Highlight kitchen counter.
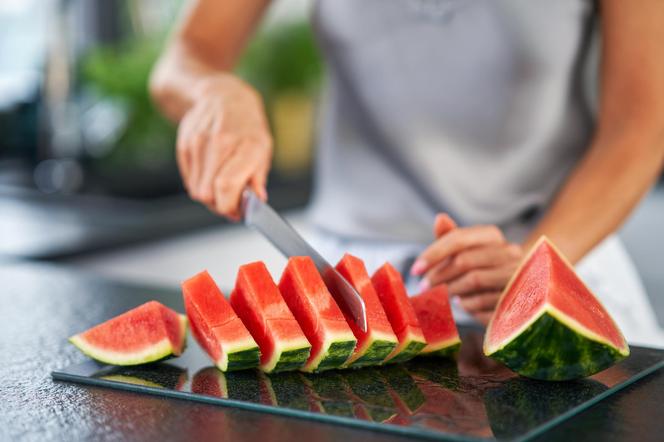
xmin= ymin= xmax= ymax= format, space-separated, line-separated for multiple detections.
xmin=1 ymin=260 xmax=662 ymax=441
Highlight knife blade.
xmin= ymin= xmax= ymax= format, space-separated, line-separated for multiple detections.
xmin=241 ymin=189 xmax=368 ymax=332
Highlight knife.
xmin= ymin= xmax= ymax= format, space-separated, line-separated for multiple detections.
xmin=241 ymin=188 xmax=368 ymax=332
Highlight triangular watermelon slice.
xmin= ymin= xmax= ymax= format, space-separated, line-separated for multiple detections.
xmin=371 ymin=263 xmax=427 ymax=363
xmin=410 ymin=285 xmax=461 ymax=357
xmin=231 ymin=262 xmax=312 ymax=373
xmin=182 ymin=270 xmax=260 ymax=372
xmin=69 ymin=301 xmax=187 ymax=366
xmin=335 ymin=254 xmax=398 ymax=368
xmin=278 ymin=256 xmax=357 ymax=372
xmin=484 ymin=236 xmax=629 ymax=380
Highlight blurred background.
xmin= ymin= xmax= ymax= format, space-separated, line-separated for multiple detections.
xmin=0 ymin=0 xmax=662 ymax=325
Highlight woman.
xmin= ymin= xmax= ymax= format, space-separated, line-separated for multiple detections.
xmin=151 ymin=0 xmax=664 ymax=346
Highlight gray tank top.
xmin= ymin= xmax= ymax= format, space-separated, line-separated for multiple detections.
xmin=308 ymin=0 xmax=598 ymax=244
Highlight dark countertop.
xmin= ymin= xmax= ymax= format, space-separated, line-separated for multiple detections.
xmin=1 ymin=260 xmax=662 ymax=441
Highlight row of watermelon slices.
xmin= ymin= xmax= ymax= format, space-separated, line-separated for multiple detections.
xmin=70 ymin=237 xmax=631 ymax=380
xmin=71 ymin=253 xmax=461 ymax=374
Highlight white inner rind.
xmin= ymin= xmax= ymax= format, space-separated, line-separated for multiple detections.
xmin=177 ymin=314 xmax=188 ymax=354
xmin=484 ymin=303 xmax=629 ymax=356
xmin=70 ymin=335 xmax=174 ymax=366
xmin=422 ymin=335 xmax=461 ymax=353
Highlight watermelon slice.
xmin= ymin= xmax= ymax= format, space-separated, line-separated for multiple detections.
xmin=182 ymin=271 xmax=260 ymax=372
xmin=278 ymin=256 xmax=357 ymax=372
xmin=69 ymin=301 xmax=187 ymax=366
xmin=484 ymin=236 xmax=629 ymax=381
xmin=335 ymin=254 xmax=398 ymax=368
xmin=371 ymin=263 xmax=427 ymax=363
xmin=231 ymin=262 xmax=311 ymax=373
xmin=410 ymin=285 xmax=461 ymax=357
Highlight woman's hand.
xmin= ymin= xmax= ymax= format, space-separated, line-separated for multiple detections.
xmin=411 ymin=214 xmax=523 ymax=325
xmin=177 ymin=75 xmax=272 ymax=220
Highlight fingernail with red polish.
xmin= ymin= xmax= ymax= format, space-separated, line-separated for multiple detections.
xmin=410 ymin=259 xmax=427 ymax=276
xmin=418 ymin=278 xmax=430 ymax=293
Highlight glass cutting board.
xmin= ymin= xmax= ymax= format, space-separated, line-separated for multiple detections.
xmin=52 ymin=327 xmax=664 ymax=441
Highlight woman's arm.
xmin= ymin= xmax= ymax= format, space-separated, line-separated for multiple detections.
xmin=413 ymin=0 xmax=664 ymax=324
xmin=150 ymin=0 xmax=269 ymax=120
xmin=150 ymin=0 xmax=273 ymax=218
xmin=524 ymin=0 xmax=664 ymax=262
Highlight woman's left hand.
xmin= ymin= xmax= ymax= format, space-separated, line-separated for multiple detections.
xmin=411 ymin=216 xmax=523 ymax=325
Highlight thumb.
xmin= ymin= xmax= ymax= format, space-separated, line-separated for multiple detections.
xmin=434 ymin=213 xmax=457 ymax=237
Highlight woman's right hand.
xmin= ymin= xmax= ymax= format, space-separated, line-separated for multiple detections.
xmin=177 ymin=75 xmax=272 ymax=220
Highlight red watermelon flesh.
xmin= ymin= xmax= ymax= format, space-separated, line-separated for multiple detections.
xmin=372 ymin=263 xmax=427 ymax=363
xmin=335 ymin=254 xmax=398 ymax=367
xmin=484 ymin=237 xmax=628 ymax=380
xmin=231 ymin=262 xmax=311 ymax=373
xmin=182 ymin=270 xmax=260 ymax=372
xmin=69 ymin=301 xmax=187 ymax=366
xmin=278 ymin=256 xmax=357 ymax=372
xmin=411 ymin=285 xmax=461 ymax=356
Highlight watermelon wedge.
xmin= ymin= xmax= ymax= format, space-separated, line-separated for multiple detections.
xmin=410 ymin=286 xmax=461 ymax=357
xmin=335 ymin=254 xmax=398 ymax=368
xmin=371 ymin=263 xmax=427 ymax=363
xmin=231 ymin=262 xmax=311 ymax=373
xmin=484 ymin=236 xmax=629 ymax=381
xmin=69 ymin=301 xmax=187 ymax=366
xmin=182 ymin=271 xmax=260 ymax=372
xmin=278 ymin=256 xmax=357 ymax=372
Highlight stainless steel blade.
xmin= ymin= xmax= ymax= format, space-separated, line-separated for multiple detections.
xmin=241 ymin=189 xmax=368 ymax=332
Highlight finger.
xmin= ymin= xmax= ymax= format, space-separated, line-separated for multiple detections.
xmin=411 ymin=225 xmax=505 ymax=275
xmin=187 ymin=133 xmax=209 ymax=200
xmin=196 ymin=136 xmax=238 ymax=205
xmin=248 ymin=137 xmax=272 ymax=201
xmin=213 ymin=142 xmax=263 ymax=219
xmin=434 ymin=213 xmax=457 ymax=237
xmin=458 ymin=291 xmax=501 ymax=313
xmin=249 ymin=161 xmax=269 ymax=202
xmin=447 ymin=267 xmax=512 ymax=296
xmin=425 ymin=244 xmax=522 ymax=286
xmin=176 ymin=120 xmax=195 ymax=188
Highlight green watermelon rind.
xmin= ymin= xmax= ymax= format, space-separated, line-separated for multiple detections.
xmin=69 ymin=314 xmax=189 ymax=366
xmin=344 ymin=337 xmax=398 ymax=369
xmin=383 ymin=338 xmax=427 ymax=365
xmin=225 ymin=346 xmax=262 ymax=372
xmin=271 ymin=346 xmax=312 ymax=373
xmin=303 ymin=337 xmax=358 ymax=373
xmin=261 ymin=338 xmax=312 ymax=373
xmin=487 ymin=310 xmax=628 ymax=381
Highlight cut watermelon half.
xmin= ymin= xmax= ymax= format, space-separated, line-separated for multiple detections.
xmin=372 ymin=263 xmax=427 ymax=363
xmin=278 ymin=256 xmax=357 ymax=372
xmin=231 ymin=262 xmax=311 ymax=373
xmin=410 ymin=285 xmax=461 ymax=357
xmin=69 ymin=301 xmax=187 ymax=366
xmin=335 ymin=254 xmax=398 ymax=368
xmin=484 ymin=236 xmax=629 ymax=381
xmin=182 ymin=271 xmax=260 ymax=372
